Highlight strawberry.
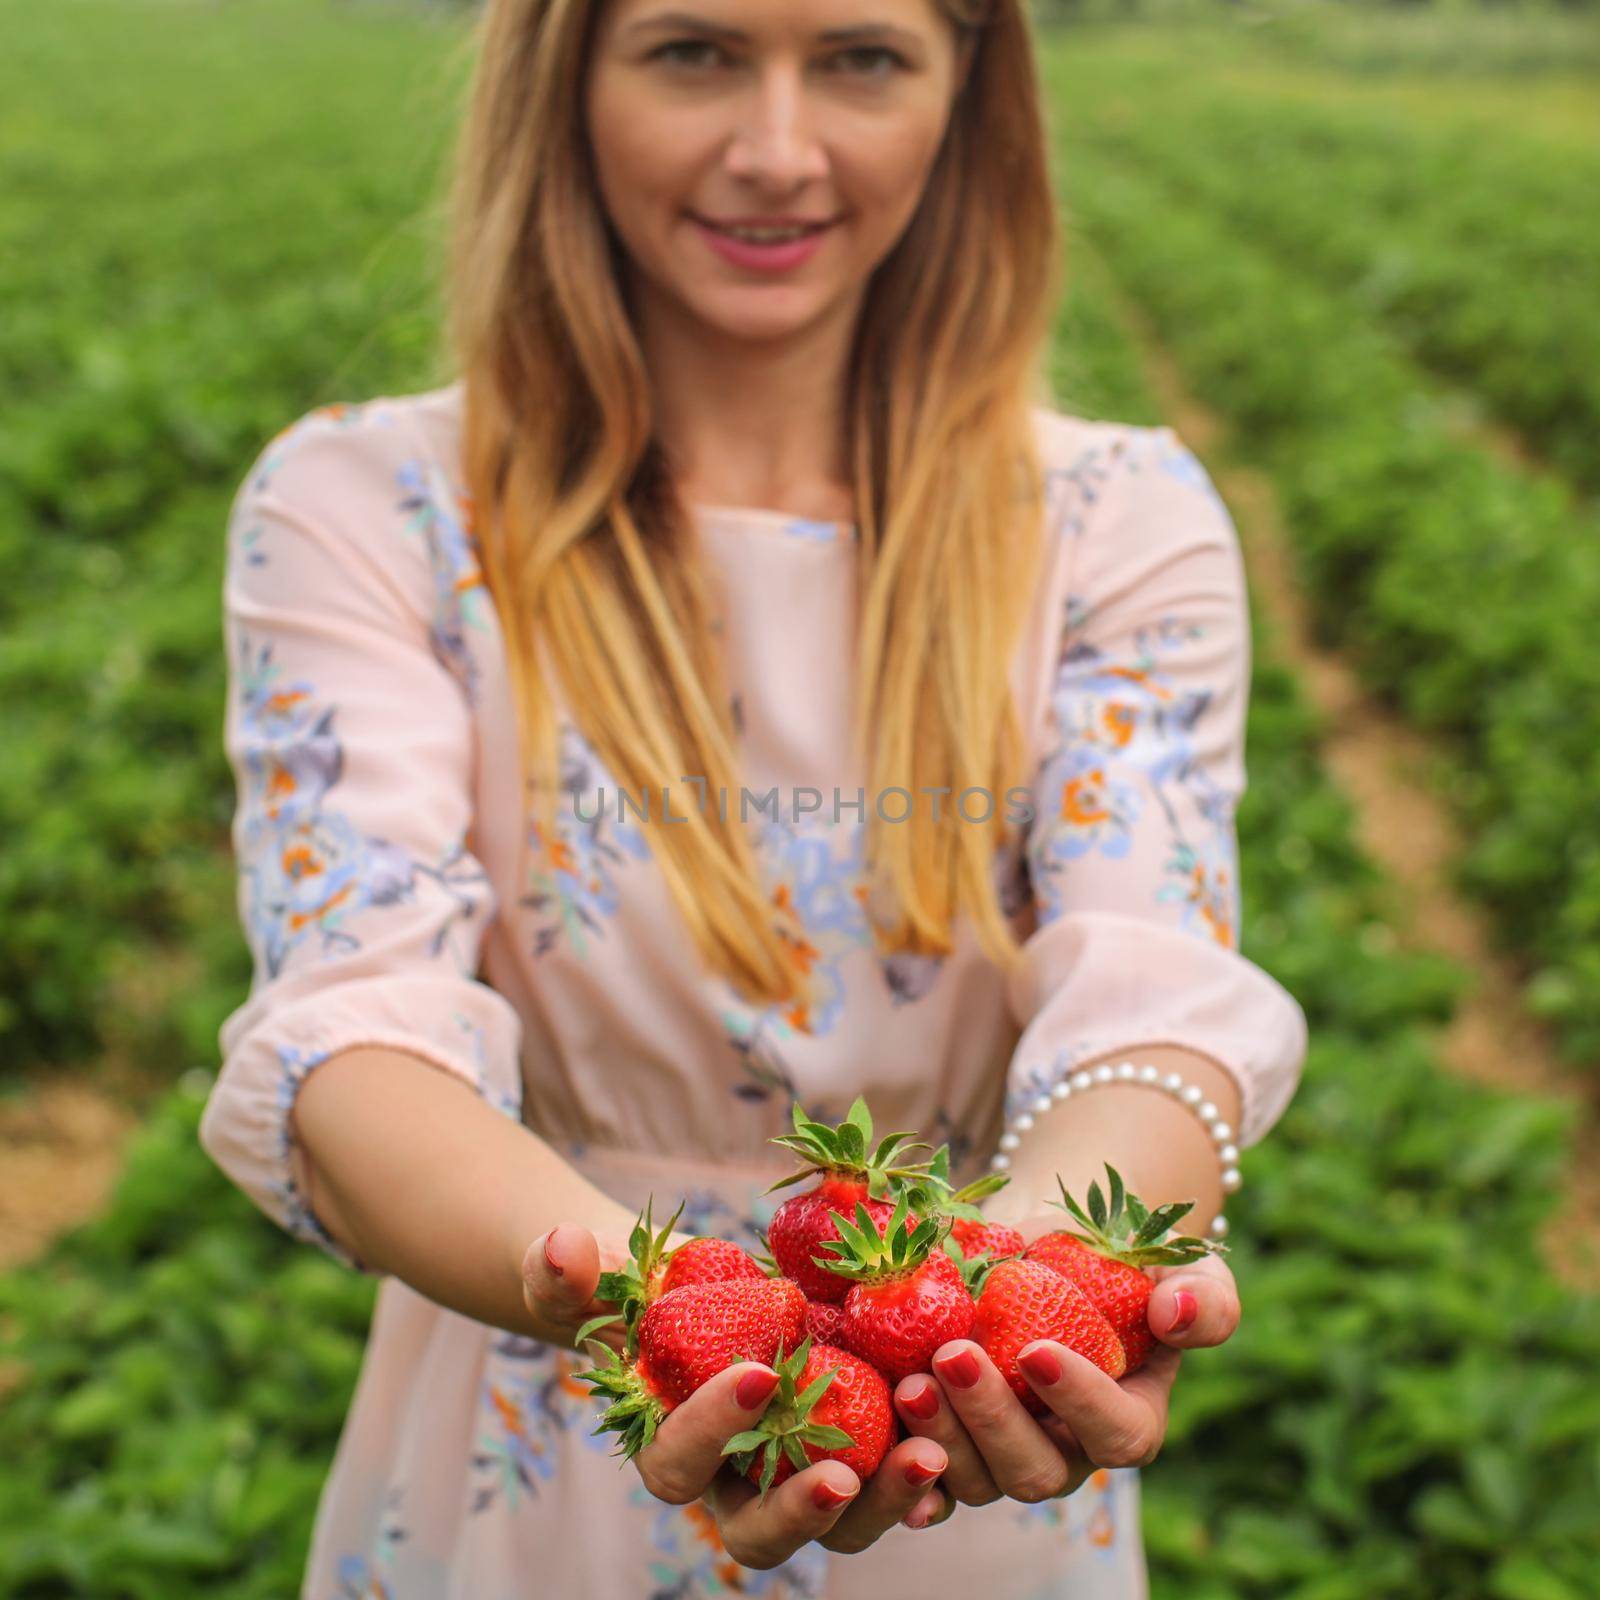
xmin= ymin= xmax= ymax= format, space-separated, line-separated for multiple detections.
xmin=765 ymin=1097 xmax=935 ymax=1303
xmin=580 ymin=1197 xmax=771 ymax=1346
xmin=949 ymin=1216 xmax=1025 ymax=1261
xmin=818 ymin=1193 xmax=977 ymax=1385
xmin=1025 ymin=1165 xmax=1226 ymax=1373
xmin=656 ymin=1237 xmax=769 ymax=1298
xmin=804 ymin=1298 xmax=848 ymax=1348
xmin=971 ymin=1257 xmax=1127 ymax=1414
xmin=576 ymin=1275 xmax=807 ymax=1457
xmin=722 ymin=1335 xmax=896 ymax=1499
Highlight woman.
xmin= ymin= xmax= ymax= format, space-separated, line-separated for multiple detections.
xmin=199 ymin=0 xmax=1309 ymax=1594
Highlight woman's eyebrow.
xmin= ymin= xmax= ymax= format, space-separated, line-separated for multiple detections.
xmin=623 ymin=11 xmax=922 ymax=49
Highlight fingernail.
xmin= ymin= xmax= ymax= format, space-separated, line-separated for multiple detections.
xmin=903 ymin=1458 xmax=942 ymax=1488
xmin=901 ymin=1380 xmax=940 ymax=1421
xmin=934 ymin=1349 xmax=981 ymax=1390
xmin=1168 ymin=1289 xmax=1198 ymax=1335
xmin=735 ymin=1367 xmax=779 ymax=1411
xmin=812 ymin=1481 xmax=857 ymax=1512
xmin=1019 ymin=1345 xmax=1061 ymax=1387
xmin=906 ymin=1507 xmax=932 ymax=1529
xmin=543 ymin=1229 xmax=565 ymax=1277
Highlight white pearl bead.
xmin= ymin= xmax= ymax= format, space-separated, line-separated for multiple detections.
xmin=1212 ymin=1122 xmax=1233 ymax=1145
xmin=1181 ymin=1085 xmax=1203 ymax=1106
xmin=1209 ymin=1214 xmax=1229 ymax=1239
xmin=1070 ymin=1071 xmax=1092 ymax=1092
xmin=1138 ymin=1065 xmax=1161 ymax=1084
xmin=1198 ymin=1101 xmax=1218 ymax=1122
xmin=1093 ymin=1064 xmax=1115 ymax=1085
xmin=999 ymin=1132 xmax=1021 ymax=1152
xmin=1219 ymin=1144 xmax=1239 ymax=1165
xmin=1013 ymin=1114 xmax=1034 ymax=1132
xmin=1114 ymin=1061 xmax=1137 ymax=1081
xmin=1221 ymin=1167 xmax=1241 ymax=1194
xmin=1161 ymin=1072 xmax=1184 ymax=1094
xmin=990 ymin=1153 xmax=1011 ymax=1172
xmin=1032 ymin=1095 xmax=1053 ymax=1116
xmin=1052 ymin=1080 xmax=1073 ymax=1101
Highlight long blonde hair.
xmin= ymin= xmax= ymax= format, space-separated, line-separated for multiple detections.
xmin=438 ymin=0 xmax=1061 ymax=1011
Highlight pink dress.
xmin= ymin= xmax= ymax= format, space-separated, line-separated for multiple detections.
xmin=199 ymin=380 xmax=1308 ymax=1600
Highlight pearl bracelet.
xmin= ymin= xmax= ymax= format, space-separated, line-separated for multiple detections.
xmin=990 ymin=1058 xmax=1240 ymax=1241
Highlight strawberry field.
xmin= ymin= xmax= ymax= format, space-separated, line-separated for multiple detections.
xmin=4 ymin=1 xmax=1600 ymax=1596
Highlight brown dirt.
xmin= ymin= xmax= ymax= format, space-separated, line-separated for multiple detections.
xmin=1103 ymin=278 xmax=1600 ymax=1292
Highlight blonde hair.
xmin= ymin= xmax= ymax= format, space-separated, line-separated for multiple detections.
xmin=438 ymin=0 xmax=1061 ymax=1011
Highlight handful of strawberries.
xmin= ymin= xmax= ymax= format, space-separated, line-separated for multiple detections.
xmin=575 ymin=1097 xmax=1226 ymax=1497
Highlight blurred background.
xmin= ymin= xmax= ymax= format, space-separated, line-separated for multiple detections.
xmin=2 ymin=0 xmax=1598 ymax=1594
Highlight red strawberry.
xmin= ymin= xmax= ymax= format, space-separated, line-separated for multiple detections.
xmin=972 ymin=1258 xmax=1126 ymax=1414
xmin=576 ymin=1275 xmax=807 ymax=1456
xmin=1025 ymin=1165 xmax=1226 ymax=1373
xmin=583 ymin=1198 xmax=771 ymax=1346
xmin=804 ymin=1298 xmax=847 ymax=1347
xmin=656 ymin=1237 xmax=769 ymax=1298
xmin=950 ymin=1216 xmax=1025 ymax=1260
xmin=821 ymin=1194 xmax=977 ymax=1385
xmin=765 ymin=1097 xmax=935 ymax=1303
xmin=723 ymin=1335 xmax=896 ymax=1499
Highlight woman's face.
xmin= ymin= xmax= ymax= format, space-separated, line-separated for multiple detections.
xmin=585 ymin=0 xmax=970 ymax=344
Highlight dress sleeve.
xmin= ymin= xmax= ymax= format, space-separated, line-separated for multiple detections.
xmin=1003 ymin=423 xmax=1308 ymax=1150
xmin=198 ymin=403 xmax=525 ymax=1272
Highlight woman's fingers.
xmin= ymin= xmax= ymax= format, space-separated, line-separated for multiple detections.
xmin=892 ymin=1374 xmax=1002 ymax=1506
xmin=1146 ymin=1254 xmax=1241 ymax=1350
xmin=631 ymin=1361 xmax=782 ymax=1505
xmin=817 ymin=1437 xmax=949 ymax=1553
xmin=1017 ymin=1338 xmax=1180 ymax=1469
xmin=706 ymin=1461 xmax=863 ymax=1570
xmin=521 ymin=1225 xmax=623 ymax=1352
xmin=924 ymin=1343 xmax=1076 ymax=1504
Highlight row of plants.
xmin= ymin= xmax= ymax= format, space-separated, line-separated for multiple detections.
xmin=1044 ymin=44 xmax=1600 ymax=493
xmin=0 ymin=0 xmax=467 ymax=1077
xmin=1042 ymin=52 xmax=1600 ymax=1069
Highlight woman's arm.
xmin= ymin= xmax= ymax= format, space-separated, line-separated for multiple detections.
xmin=982 ymin=1041 xmax=1243 ymax=1244
xmin=292 ymin=1044 xmax=639 ymax=1337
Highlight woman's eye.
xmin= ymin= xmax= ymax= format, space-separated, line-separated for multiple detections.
xmin=651 ymin=39 xmax=725 ymax=70
xmin=831 ymin=46 xmax=905 ymax=77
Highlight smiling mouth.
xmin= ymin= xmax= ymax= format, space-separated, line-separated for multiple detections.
xmin=690 ymin=214 xmax=840 ymax=239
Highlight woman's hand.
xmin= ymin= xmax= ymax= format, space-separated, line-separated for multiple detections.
xmin=894 ymin=1252 xmax=1240 ymax=1509
xmin=519 ymin=1221 xmax=643 ymax=1355
xmin=521 ymin=1222 xmax=953 ymax=1566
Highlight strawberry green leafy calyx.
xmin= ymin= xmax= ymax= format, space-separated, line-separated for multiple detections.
xmin=576 ymin=1195 xmax=686 ymax=1353
xmin=572 ymin=1342 xmax=667 ymax=1460
xmin=813 ymin=1192 xmax=947 ymax=1284
xmin=1047 ymin=1165 xmax=1228 ymax=1269
xmin=763 ymin=1096 xmax=933 ymax=1199
xmin=941 ymin=1234 xmax=1003 ymax=1300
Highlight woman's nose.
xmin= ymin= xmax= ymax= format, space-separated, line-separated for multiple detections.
xmin=721 ymin=69 xmax=830 ymax=185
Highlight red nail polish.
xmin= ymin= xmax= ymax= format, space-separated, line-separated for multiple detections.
xmin=735 ymin=1367 xmax=779 ymax=1411
xmin=1169 ymin=1289 xmax=1198 ymax=1335
xmin=812 ymin=1481 xmax=856 ymax=1512
xmin=903 ymin=1459 xmax=942 ymax=1487
xmin=1019 ymin=1345 xmax=1061 ymax=1387
xmin=543 ymin=1230 xmax=564 ymax=1277
xmin=901 ymin=1380 xmax=940 ymax=1421
xmin=935 ymin=1349 xmax=981 ymax=1390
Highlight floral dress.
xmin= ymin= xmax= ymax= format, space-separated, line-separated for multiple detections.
xmin=199 ymin=380 xmax=1308 ymax=1599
